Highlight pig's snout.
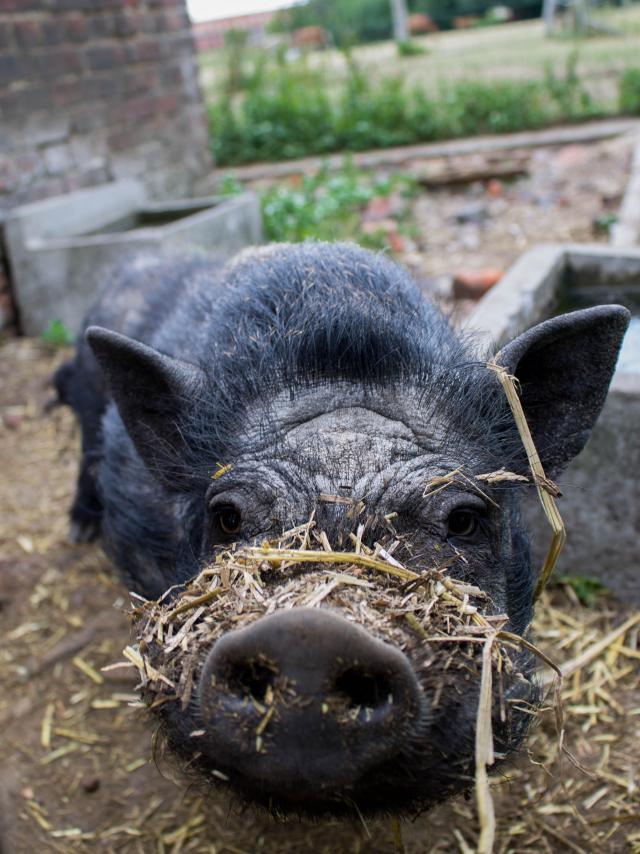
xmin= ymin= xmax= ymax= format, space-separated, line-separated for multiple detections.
xmin=198 ymin=608 xmax=423 ymax=800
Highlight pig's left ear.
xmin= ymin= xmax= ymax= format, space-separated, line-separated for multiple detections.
xmin=86 ymin=326 xmax=206 ymax=489
xmin=495 ymin=305 xmax=629 ymax=476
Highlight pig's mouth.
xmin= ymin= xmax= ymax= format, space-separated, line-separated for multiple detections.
xmin=128 ymin=538 xmax=538 ymax=818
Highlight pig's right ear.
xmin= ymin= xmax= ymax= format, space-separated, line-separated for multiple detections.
xmin=86 ymin=326 xmax=206 ymax=489
xmin=494 ymin=305 xmax=629 ymax=477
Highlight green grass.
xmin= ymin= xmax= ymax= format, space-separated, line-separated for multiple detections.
xmin=199 ymin=10 xmax=640 ymax=101
xmin=200 ymin=7 xmax=640 ymax=167
xmin=620 ymin=67 xmax=640 ymax=113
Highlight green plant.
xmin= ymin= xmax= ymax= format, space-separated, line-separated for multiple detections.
xmin=260 ymin=162 xmax=414 ymax=246
xmin=436 ymin=79 xmax=549 ymax=136
xmin=544 ymin=49 xmax=596 ymax=119
xmin=337 ymin=63 xmax=416 ymax=149
xmin=592 ymin=212 xmax=618 ymax=235
xmin=620 ymin=68 xmax=640 ymax=114
xmin=397 ymin=39 xmax=427 ymax=56
xmin=210 ymin=61 xmax=339 ymax=165
xmin=41 ymin=319 xmax=73 ymax=347
xmin=223 ymin=28 xmax=250 ymax=94
xmin=208 ymin=49 xmax=614 ymax=167
xmin=556 ymin=574 xmax=608 ymax=607
xmin=216 ymin=176 xmax=244 ymax=197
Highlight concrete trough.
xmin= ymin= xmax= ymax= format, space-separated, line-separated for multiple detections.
xmin=4 ymin=179 xmax=263 ymax=335
xmin=466 ymin=243 xmax=640 ymax=603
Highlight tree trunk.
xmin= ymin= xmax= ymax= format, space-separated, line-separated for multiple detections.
xmin=390 ymin=0 xmax=410 ymax=42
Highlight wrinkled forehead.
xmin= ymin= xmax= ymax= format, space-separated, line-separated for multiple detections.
xmin=241 ymin=384 xmax=436 ymax=448
xmin=230 ymin=383 xmax=479 ymax=487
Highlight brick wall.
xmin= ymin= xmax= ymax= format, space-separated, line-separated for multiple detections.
xmin=0 ymin=0 xmax=213 ymax=210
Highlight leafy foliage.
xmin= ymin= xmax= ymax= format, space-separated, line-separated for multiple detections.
xmin=619 ymin=68 xmax=640 ymax=114
xmin=261 ymin=164 xmax=414 ymax=244
xmin=272 ymin=0 xmax=392 ymax=47
xmin=209 ymin=54 xmax=606 ymax=167
xmin=41 ymin=319 xmax=74 ymax=348
xmin=217 ymin=162 xmax=415 ymax=247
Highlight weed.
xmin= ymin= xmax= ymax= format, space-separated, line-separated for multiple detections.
xmin=396 ymin=39 xmax=427 ymax=57
xmin=41 ymin=319 xmax=73 ymax=348
xmin=620 ymin=67 xmax=640 ymax=114
xmin=260 ymin=162 xmax=414 ymax=246
xmin=209 ymin=53 xmax=613 ymax=167
xmin=544 ymin=50 xmax=597 ymax=119
xmin=556 ymin=575 xmax=609 ymax=607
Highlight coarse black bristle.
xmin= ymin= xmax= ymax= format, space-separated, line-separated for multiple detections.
xmin=149 ymin=242 xmax=522 ymax=475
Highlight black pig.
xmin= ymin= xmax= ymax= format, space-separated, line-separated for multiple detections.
xmin=56 ymin=242 xmax=628 ymax=816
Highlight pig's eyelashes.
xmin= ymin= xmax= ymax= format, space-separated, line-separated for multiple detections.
xmin=210 ymin=504 xmax=243 ymax=540
xmin=446 ymin=508 xmax=481 ymax=540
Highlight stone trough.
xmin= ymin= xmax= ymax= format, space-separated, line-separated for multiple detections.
xmin=467 ymin=243 xmax=640 ymax=603
xmin=3 ymin=179 xmax=262 ymax=335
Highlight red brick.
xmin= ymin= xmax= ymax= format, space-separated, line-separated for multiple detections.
xmin=159 ymin=62 xmax=182 ymax=87
xmin=83 ymin=74 xmax=120 ymax=102
xmin=161 ymin=9 xmax=188 ymax=31
xmin=86 ymin=44 xmax=125 ymax=71
xmin=36 ymin=46 xmax=84 ymax=77
xmin=452 ymin=269 xmax=503 ymax=300
xmin=0 ymin=54 xmax=29 ymax=83
xmin=135 ymin=38 xmax=162 ymax=62
xmin=42 ymin=19 xmax=66 ymax=44
xmin=123 ymin=66 xmax=159 ymax=94
xmin=156 ymin=93 xmax=178 ymax=114
xmin=1 ymin=85 xmax=51 ymax=114
xmin=114 ymin=94 xmax=157 ymax=123
xmin=114 ymin=11 xmax=137 ymax=37
xmin=1 ymin=0 xmax=42 ymax=11
xmin=52 ymin=79 xmax=83 ymax=106
xmin=14 ymin=18 xmax=44 ymax=48
xmin=65 ymin=14 xmax=88 ymax=42
xmin=87 ymin=14 xmax=117 ymax=39
xmin=0 ymin=22 xmax=12 ymax=49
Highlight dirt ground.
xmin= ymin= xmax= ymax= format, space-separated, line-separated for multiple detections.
xmin=1 ymin=325 xmax=639 ymax=852
xmin=407 ymin=133 xmax=631 ymax=275
xmin=1 ymin=127 xmax=639 ymax=853
xmin=371 ymin=130 xmax=634 ymax=332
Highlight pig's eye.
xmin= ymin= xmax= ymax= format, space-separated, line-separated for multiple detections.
xmin=446 ymin=509 xmax=479 ymax=539
xmin=211 ymin=505 xmax=243 ymax=538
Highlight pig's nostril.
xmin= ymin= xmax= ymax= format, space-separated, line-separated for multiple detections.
xmin=198 ymin=610 xmax=424 ymax=799
xmin=333 ymin=667 xmax=392 ymax=710
xmin=223 ymin=658 xmax=276 ymax=703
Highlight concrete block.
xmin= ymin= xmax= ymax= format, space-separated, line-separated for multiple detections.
xmin=466 ymin=243 xmax=640 ymax=603
xmin=44 ymin=143 xmax=74 ymax=176
xmin=611 ymin=133 xmax=640 ymax=248
xmin=4 ymin=180 xmax=263 ymax=335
